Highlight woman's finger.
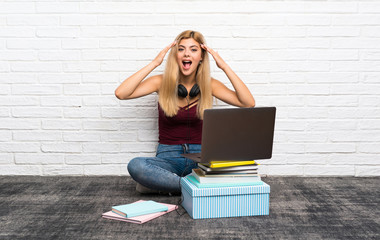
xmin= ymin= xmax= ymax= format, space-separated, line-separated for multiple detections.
xmin=165 ymin=41 xmax=177 ymax=52
xmin=201 ymin=44 xmax=226 ymax=69
xmin=202 ymin=44 xmax=219 ymax=58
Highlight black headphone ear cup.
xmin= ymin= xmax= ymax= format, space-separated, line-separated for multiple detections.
xmin=189 ymin=84 xmax=200 ymax=98
xmin=177 ymin=84 xmax=188 ymax=98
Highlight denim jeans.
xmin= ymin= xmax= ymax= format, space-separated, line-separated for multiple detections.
xmin=127 ymin=143 xmax=201 ymax=193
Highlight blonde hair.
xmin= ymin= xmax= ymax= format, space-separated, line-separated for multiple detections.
xmin=159 ymin=30 xmax=212 ymax=119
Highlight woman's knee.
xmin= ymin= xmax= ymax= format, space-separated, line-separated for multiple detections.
xmin=127 ymin=157 xmax=146 ymax=178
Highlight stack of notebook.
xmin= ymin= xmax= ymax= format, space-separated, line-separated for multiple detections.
xmin=188 ymin=160 xmax=263 ymax=188
xmin=102 ymin=200 xmax=177 ymax=224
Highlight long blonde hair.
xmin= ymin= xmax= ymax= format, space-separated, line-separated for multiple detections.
xmin=159 ymin=30 xmax=212 ymax=119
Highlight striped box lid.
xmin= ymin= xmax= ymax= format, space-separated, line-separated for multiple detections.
xmin=181 ymin=176 xmax=270 ymax=197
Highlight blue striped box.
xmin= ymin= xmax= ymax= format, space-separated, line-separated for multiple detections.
xmin=181 ymin=176 xmax=270 ymax=219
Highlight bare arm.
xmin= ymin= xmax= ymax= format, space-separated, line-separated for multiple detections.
xmin=115 ymin=41 xmax=176 ymax=100
xmin=201 ymin=44 xmax=255 ymax=108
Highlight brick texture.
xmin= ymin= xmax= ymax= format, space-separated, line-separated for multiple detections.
xmin=1 ymin=1 xmax=379 ymax=176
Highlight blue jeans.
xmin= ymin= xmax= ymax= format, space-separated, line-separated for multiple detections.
xmin=127 ymin=144 xmax=201 ymax=193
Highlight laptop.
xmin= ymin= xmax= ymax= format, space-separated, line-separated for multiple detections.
xmin=181 ymin=107 xmax=276 ymax=163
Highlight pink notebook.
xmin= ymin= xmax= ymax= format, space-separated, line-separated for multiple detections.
xmin=102 ymin=200 xmax=178 ymax=224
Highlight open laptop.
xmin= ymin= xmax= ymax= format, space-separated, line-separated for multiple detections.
xmin=181 ymin=107 xmax=276 ymax=163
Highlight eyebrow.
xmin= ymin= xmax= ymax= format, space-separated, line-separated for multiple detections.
xmin=178 ymin=45 xmax=199 ymax=48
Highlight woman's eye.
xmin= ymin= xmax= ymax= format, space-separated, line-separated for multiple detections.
xmin=178 ymin=48 xmax=184 ymax=51
xmin=191 ymin=49 xmax=197 ymax=52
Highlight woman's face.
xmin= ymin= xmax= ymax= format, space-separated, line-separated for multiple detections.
xmin=176 ymin=38 xmax=203 ymax=77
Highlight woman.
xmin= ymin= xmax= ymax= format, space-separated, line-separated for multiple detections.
xmin=115 ymin=30 xmax=255 ymax=194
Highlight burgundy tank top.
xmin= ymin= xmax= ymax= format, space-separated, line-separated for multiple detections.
xmin=158 ymin=100 xmax=203 ymax=145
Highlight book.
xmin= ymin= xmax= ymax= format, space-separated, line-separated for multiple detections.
xmin=198 ymin=163 xmax=258 ymax=173
xmin=191 ymin=169 xmax=261 ymax=184
xmin=102 ymin=200 xmax=177 ymax=224
xmin=197 ymin=167 xmax=258 ymax=176
xmin=186 ymin=175 xmax=263 ymax=188
xmin=112 ymin=200 xmax=168 ymax=218
xmin=200 ymin=160 xmax=258 ymax=168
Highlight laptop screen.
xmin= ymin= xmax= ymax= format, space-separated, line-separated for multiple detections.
xmin=200 ymin=107 xmax=276 ymax=163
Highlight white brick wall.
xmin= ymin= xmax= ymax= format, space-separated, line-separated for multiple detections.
xmin=1 ymin=0 xmax=379 ymax=176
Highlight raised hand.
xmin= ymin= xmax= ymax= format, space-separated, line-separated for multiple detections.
xmin=201 ymin=44 xmax=228 ymax=70
xmin=153 ymin=41 xmax=177 ymax=67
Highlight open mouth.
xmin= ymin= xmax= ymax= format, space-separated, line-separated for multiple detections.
xmin=182 ymin=60 xmax=192 ymax=70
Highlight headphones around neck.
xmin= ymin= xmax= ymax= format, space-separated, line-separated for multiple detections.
xmin=178 ymin=84 xmax=200 ymax=98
